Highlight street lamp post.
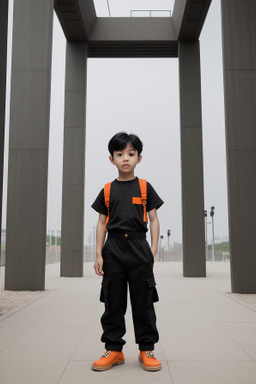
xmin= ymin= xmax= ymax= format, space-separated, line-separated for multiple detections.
xmin=210 ymin=206 xmax=215 ymax=262
xmin=167 ymin=229 xmax=171 ymax=251
xmin=204 ymin=210 xmax=208 ymax=260
xmin=159 ymin=235 xmax=164 ymax=261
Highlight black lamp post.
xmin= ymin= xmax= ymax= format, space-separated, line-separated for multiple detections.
xmin=167 ymin=229 xmax=171 ymax=251
xmin=204 ymin=210 xmax=208 ymax=260
xmin=159 ymin=235 xmax=164 ymax=261
xmin=210 ymin=206 xmax=215 ymax=261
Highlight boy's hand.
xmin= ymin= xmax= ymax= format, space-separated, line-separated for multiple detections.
xmin=151 ymin=246 xmax=158 ymax=258
xmin=94 ymin=256 xmax=104 ymax=276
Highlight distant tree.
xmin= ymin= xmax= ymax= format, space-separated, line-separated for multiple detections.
xmin=208 ymin=242 xmax=229 ymax=252
xmin=46 ymin=235 xmax=61 ymax=246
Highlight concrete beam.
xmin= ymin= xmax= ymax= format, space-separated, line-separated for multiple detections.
xmin=61 ymin=42 xmax=87 ymax=277
xmin=0 ymin=0 xmax=8 ymax=254
xmin=179 ymin=41 xmax=206 ymax=277
xmin=88 ymin=17 xmax=178 ymax=57
xmin=54 ymin=0 xmax=96 ymax=40
xmin=5 ymin=0 xmax=54 ymax=290
xmin=89 ymin=17 xmax=177 ymax=41
xmin=54 ymin=1 xmax=212 ymax=56
xmin=173 ymin=0 xmax=212 ymax=40
xmin=221 ymin=0 xmax=256 ymax=293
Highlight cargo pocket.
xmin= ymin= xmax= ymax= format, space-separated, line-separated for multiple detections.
xmin=100 ymin=277 xmax=110 ymax=306
xmin=146 ymin=277 xmax=159 ymax=306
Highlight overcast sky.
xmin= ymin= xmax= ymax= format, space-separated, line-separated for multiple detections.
xmin=2 ymin=0 xmax=228 ymax=246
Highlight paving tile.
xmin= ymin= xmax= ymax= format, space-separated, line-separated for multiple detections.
xmin=157 ymin=301 xmax=217 ymax=329
xmin=196 ymin=302 xmax=256 ymax=322
xmin=0 ymin=300 xmax=57 ymax=327
xmin=59 ymin=359 xmax=172 ymax=384
xmin=168 ymin=361 xmax=256 ymax=384
xmin=32 ymin=304 xmax=95 ymax=328
xmin=0 ymin=327 xmax=83 ymax=384
xmin=0 ymin=328 xmax=19 ymax=352
xmin=160 ymin=323 xmax=252 ymax=361
xmin=218 ymin=321 xmax=256 ymax=360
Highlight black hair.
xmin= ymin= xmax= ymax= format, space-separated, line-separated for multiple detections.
xmin=108 ymin=132 xmax=143 ymax=157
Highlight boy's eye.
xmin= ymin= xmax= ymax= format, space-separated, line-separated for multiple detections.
xmin=129 ymin=153 xmax=135 ymax=157
xmin=117 ymin=153 xmax=122 ymax=157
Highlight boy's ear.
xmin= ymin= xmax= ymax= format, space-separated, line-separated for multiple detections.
xmin=109 ymin=155 xmax=115 ymax=164
xmin=138 ymin=154 xmax=142 ymax=163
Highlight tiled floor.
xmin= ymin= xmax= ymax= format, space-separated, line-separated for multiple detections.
xmin=1 ymin=262 xmax=256 ymax=384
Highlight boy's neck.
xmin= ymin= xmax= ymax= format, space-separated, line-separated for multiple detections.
xmin=117 ymin=171 xmax=136 ymax=181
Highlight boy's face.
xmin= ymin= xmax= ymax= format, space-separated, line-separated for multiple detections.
xmin=109 ymin=143 xmax=142 ymax=175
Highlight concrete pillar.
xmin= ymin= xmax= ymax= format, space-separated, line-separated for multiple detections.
xmin=179 ymin=41 xmax=206 ymax=277
xmin=60 ymin=43 xmax=87 ymax=277
xmin=0 ymin=0 xmax=8 ymax=255
xmin=221 ymin=0 xmax=256 ymax=293
xmin=5 ymin=0 xmax=54 ymax=290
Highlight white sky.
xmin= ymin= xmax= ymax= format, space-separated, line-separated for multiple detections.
xmin=93 ymin=0 xmax=175 ymax=17
xmin=2 ymin=0 xmax=228 ymax=246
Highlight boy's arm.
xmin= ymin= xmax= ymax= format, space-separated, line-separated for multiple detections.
xmin=94 ymin=213 xmax=107 ymax=276
xmin=148 ymin=208 xmax=160 ymax=257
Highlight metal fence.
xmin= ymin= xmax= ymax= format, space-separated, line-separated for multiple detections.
xmin=1 ymin=227 xmax=230 ymax=266
xmin=130 ymin=10 xmax=171 ymax=17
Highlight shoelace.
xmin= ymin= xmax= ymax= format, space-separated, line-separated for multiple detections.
xmin=102 ymin=351 xmax=111 ymax=358
xmin=145 ymin=351 xmax=156 ymax=359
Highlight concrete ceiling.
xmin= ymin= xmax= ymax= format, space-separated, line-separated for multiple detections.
xmin=54 ymin=0 xmax=212 ymax=57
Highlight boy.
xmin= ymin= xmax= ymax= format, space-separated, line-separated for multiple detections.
xmin=91 ymin=132 xmax=163 ymax=371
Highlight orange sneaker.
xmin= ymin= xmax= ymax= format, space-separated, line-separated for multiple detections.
xmin=139 ymin=351 xmax=161 ymax=371
xmin=91 ymin=351 xmax=125 ymax=371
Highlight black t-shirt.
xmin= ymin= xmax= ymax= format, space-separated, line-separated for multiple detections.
xmin=91 ymin=177 xmax=164 ymax=232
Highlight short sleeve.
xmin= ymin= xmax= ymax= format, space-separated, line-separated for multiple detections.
xmin=146 ymin=182 xmax=164 ymax=212
xmin=91 ymin=188 xmax=108 ymax=216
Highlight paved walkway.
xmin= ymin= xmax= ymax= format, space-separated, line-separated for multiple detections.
xmin=1 ymin=262 xmax=256 ymax=384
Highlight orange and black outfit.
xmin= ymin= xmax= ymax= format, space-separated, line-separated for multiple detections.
xmin=91 ymin=177 xmax=163 ymax=352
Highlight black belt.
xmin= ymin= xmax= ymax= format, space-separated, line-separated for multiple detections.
xmin=108 ymin=231 xmax=146 ymax=240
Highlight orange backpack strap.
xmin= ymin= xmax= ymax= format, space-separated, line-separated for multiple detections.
xmin=137 ymin=178 xmax=147 ymax=223
xmin=104 ymin=182 xmax=112 ymax=232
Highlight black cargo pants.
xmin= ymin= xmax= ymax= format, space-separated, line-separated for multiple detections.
xmin=99 ymin=231 xmax=159 ymax=352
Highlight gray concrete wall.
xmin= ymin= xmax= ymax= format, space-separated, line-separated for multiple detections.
xmin=0 ymin=0 xmax=8 ymax=252
xmin=221 ymin=0 xmax=256 ymax=293
xmin=60 ymin=42 xmax=87 ymax=277
xmin=179 ymin=41 xmax=206 ymax=277
xmin=5 ymin=0 xmax=54 ymax=290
